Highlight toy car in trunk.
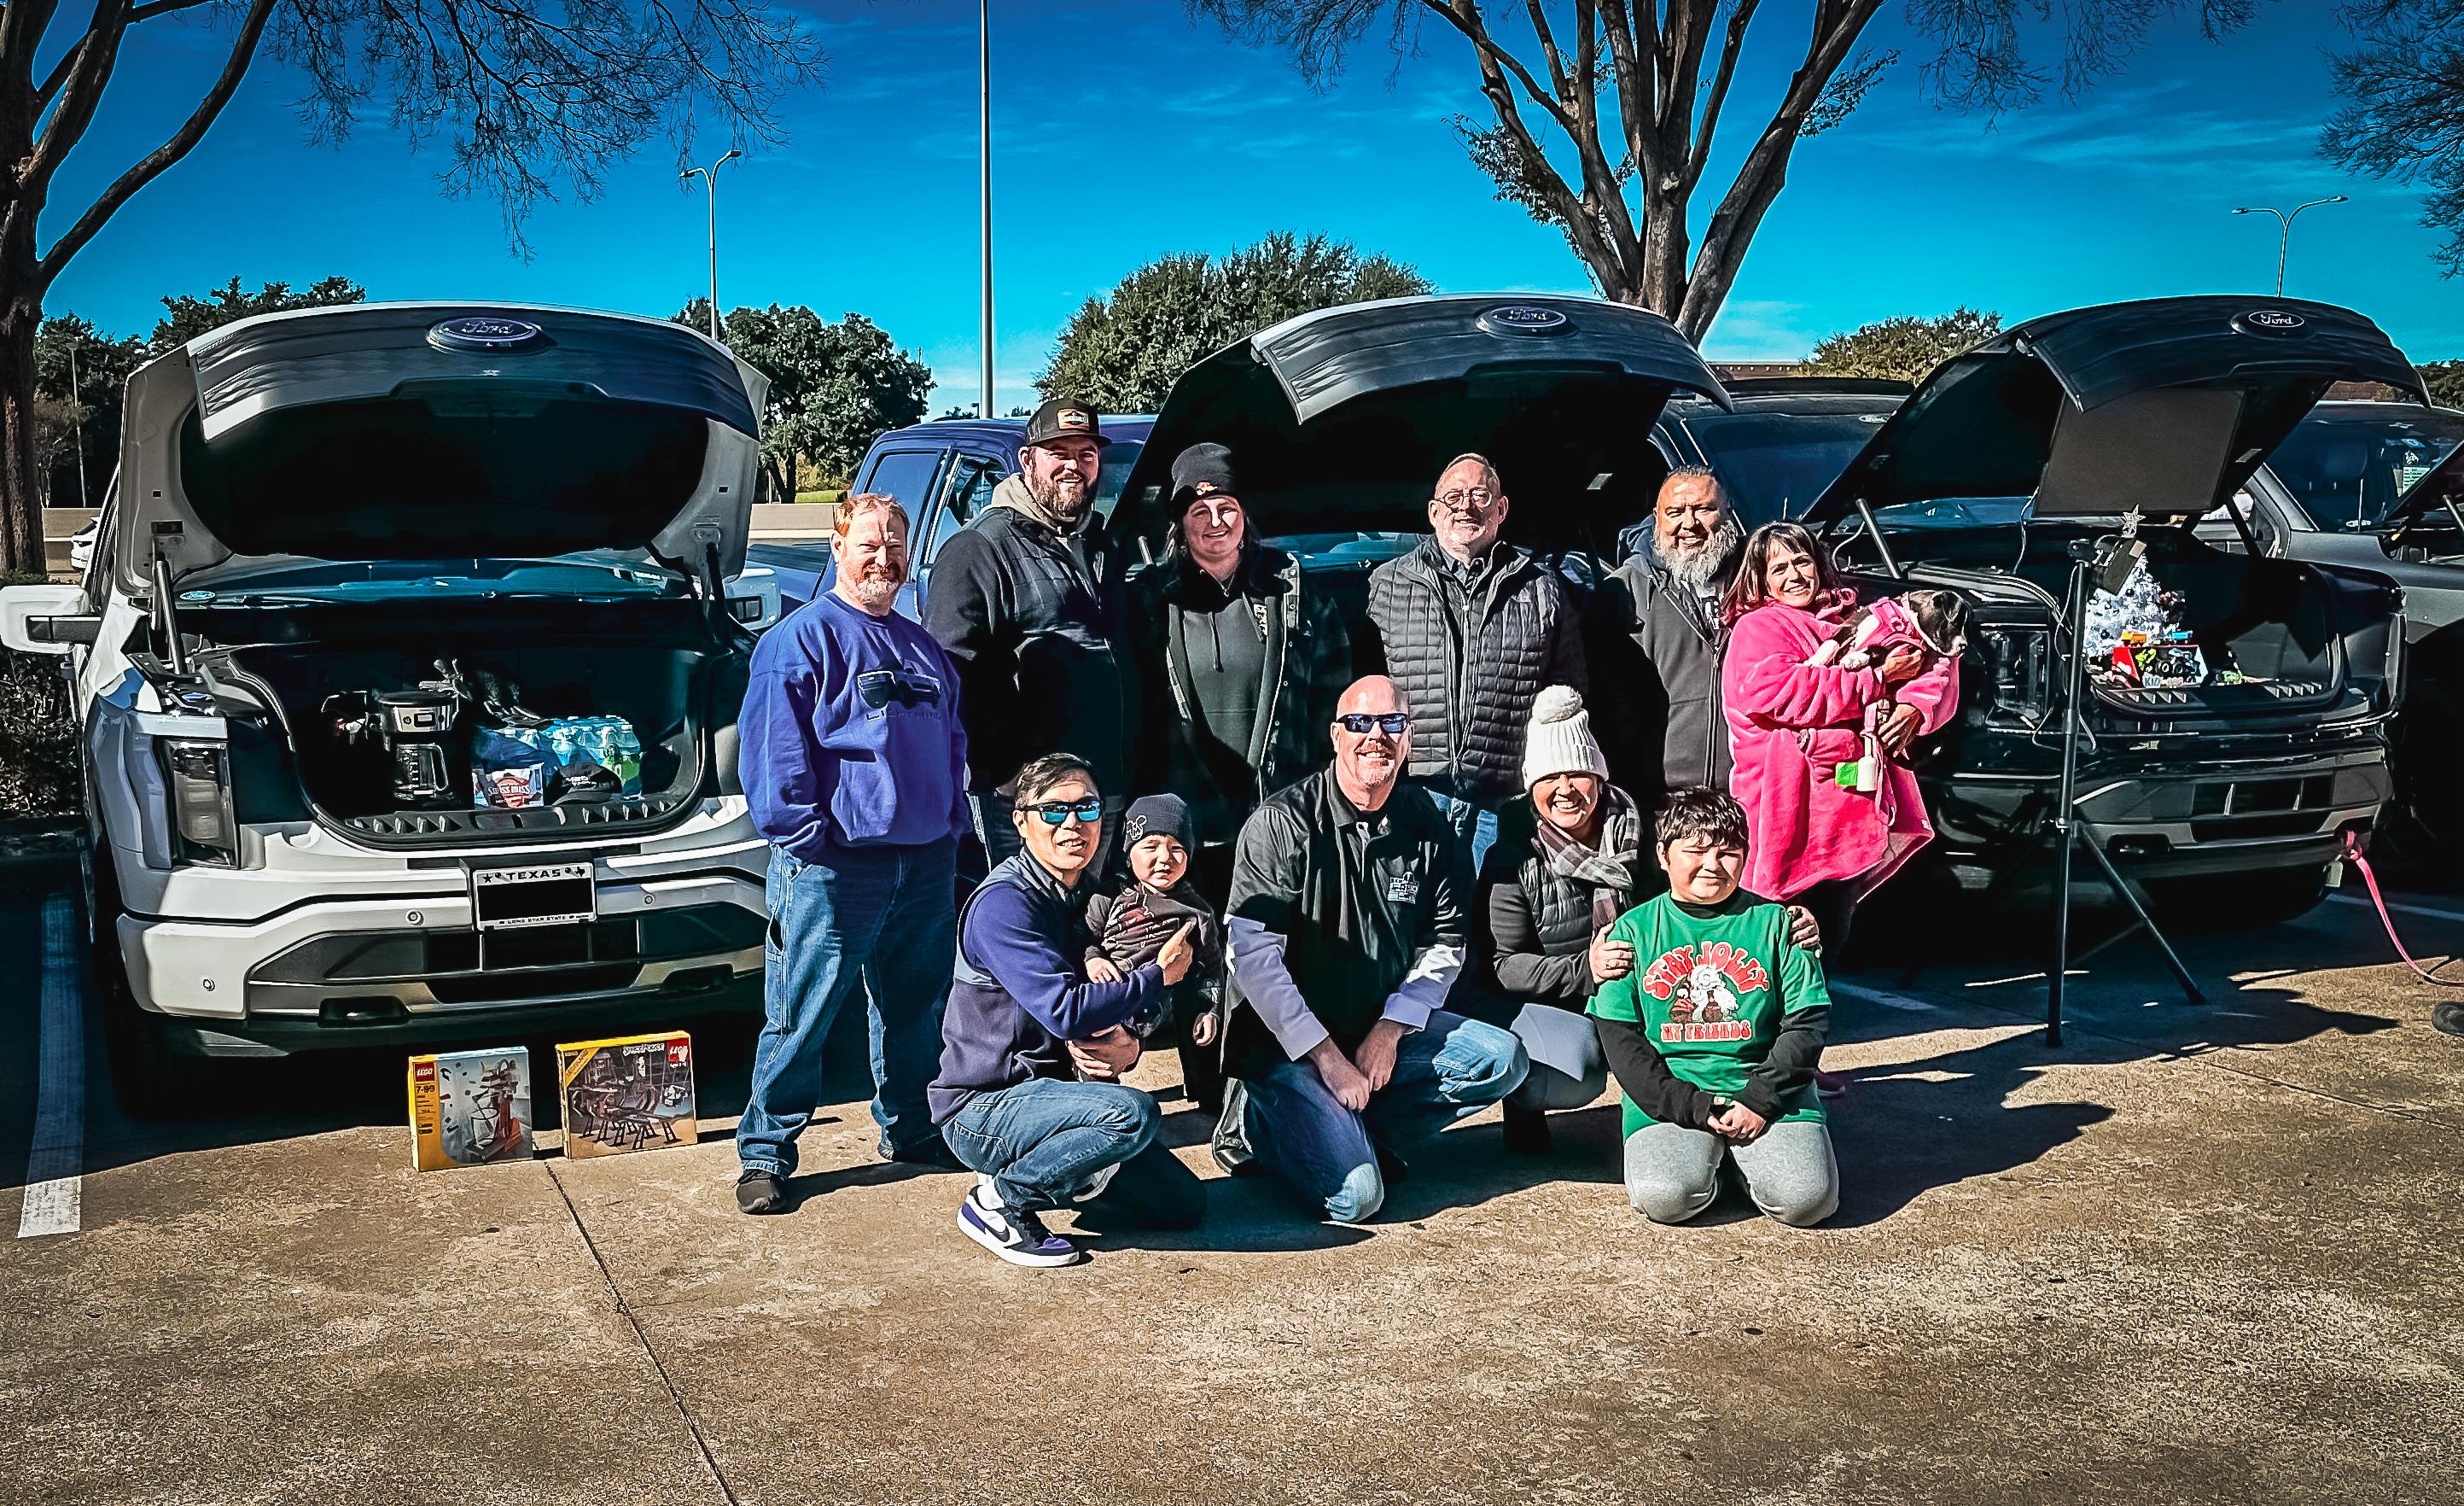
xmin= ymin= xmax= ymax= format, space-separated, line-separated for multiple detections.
xmin=0 ymin=304 xmax=772 ymax=1100
xmin=1797 ymin=296 xmax=2418 ymax=919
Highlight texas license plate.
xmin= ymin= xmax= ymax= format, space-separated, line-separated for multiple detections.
xmin=470 ymin=861 xmax=596 ymax=931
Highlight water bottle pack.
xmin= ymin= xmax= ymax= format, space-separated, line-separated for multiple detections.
xmin=497 ymin=716 xmax=644 ymax=797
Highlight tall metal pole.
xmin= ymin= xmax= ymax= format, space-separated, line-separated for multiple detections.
xmin=66 ymin=332 xmax=88 ymax=511
xmin=979 ymin=0 xmax=994 ymax=418
xmin=681 ymin=149 xmax=742 ymax=342
xmin=2230 ymin=196 xmax=2348 ymax=296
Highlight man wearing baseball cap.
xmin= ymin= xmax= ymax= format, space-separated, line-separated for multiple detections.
xmin=925 ymin=397 xmax=1131 ymax=869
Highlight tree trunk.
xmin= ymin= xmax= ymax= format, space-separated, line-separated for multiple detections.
xmin=0 ymin=306 xmax=43 ymax=578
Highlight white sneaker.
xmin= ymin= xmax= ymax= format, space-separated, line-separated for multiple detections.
xmin=957 ymin=1185 xmax=1082 ymax=1268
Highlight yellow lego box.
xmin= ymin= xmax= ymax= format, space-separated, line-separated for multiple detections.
xmin=556 ymin=1030 xmax=697 ymax=1159
xmin=408 ymin=1046 xmax=534 ymax=1171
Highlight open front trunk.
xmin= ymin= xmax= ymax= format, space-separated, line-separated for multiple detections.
xmin=183 ymin=598 xmax=739 ymax=847
xmin=1899 ymin=523 xmax=2396 ymax=728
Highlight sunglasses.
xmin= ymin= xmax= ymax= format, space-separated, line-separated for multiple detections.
xmin=1337 ymin=713 xmax=1411 ymax=736
xmin=856 ymin=669 xmax=941 ymax=710
xmin=1024 ymin=797 xmax=1104 ymax=826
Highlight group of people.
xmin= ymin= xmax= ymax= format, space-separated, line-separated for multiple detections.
xmin=731 ymin=397 xmax=1965 ymax=1266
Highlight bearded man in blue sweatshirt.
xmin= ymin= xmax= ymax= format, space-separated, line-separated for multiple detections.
xmin=734 ymin=493 xmax=971 ymax=1215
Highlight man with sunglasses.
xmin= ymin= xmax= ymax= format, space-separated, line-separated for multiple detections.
xmin=1363 ymin=452 xmax=1586 ymax=881
xmin=735 ymin=493 xmax=972 ymax=1215
xmin=1218 ymin=675 xmax=1530 ymax=1223
xmin=923 ymin=396 xmax=1129 ymax=873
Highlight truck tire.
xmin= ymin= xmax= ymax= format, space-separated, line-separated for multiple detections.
xmin=84 ymin=848 xmax=201 ymax=1118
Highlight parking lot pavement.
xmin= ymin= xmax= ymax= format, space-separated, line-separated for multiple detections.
xmin=4 ymin=867 xmax=2461 ymax=1506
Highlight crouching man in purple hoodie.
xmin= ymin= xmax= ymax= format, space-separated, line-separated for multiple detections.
xmin=733 ymin=494 xmax=972 ymax=1216
xmin=930 ymin=752 xmax=1207 ymax=1266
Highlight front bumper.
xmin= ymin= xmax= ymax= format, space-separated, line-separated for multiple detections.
xmin=119 ymin=862 xmax=766 ymax=1056
xmin=1929 ymin=741 xmax=2391 ymax=888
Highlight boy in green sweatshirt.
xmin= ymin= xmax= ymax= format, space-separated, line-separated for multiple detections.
xmin=1586 ymin=788 xmax=1838 ymax=1227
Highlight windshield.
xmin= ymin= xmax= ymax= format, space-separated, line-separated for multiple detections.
xmin=2269 ymin=408 xmax=2464 ymax=531
xmin=184 ymin=552 xmax=692 ymax=604
xmin=1868 ymin=498 xmax=2033 ymax=530
xmin=1681 ymin=407 xmax=1896 ymax=525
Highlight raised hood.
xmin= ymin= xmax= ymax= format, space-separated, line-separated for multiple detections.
xmin=1110 ymin=294 xmax=1730 ymax=552
xmin=1806 ymin=296 xmax=2426 ymax=524
xmin=114 ymin=302 xmax=767 ymax=592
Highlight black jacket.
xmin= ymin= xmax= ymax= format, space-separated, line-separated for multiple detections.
xmin=1125 ymin=545 xmax=1351 ymax=844
xmin=922 ymin=505 xmax=1127 ymax=793
xmin=1222 ymin=769 xmax=1464 ymax=1080
xmin=1462 ymin=792 xmax=1646 ymax=1024
xmin=1597 ymin=551 xmax=1733 ymax=796
xmin=1362 ymin=538 xmax=1586 ymax=808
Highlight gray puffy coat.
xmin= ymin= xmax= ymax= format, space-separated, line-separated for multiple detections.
xmin=1363 ymin=538 xmax=1586 ymax=808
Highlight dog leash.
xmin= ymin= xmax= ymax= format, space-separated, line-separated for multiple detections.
xmin=2340 ymin=830 xmax=2464 ymax=988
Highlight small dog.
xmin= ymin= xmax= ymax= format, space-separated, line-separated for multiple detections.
xmin=1809 ymin=588 xmax=1971 ymax=671
xmin=1808 ymin=589 xmax=1969 ymax=794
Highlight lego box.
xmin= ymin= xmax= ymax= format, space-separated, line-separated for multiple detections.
xmin=556 ymin=1030 xmax=697 ymax=1159
xmin=408 ymin=1046 xmax=535 ymax=1171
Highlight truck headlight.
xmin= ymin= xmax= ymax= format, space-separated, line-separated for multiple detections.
xmin=1983 ymin=626 xmax=2052 ymax=715
xmin=160 ymin=738 xmax=237 ymax=867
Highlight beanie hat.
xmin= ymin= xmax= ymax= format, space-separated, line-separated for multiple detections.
xmin=1523 ymin=685 xmax=1609 ymax=790
xmin=1121 ymin=793 xmax=1195 ymax=852
xmin=1169 ymin=443 xmax=1239 ymax=507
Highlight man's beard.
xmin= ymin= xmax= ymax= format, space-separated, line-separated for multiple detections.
xmin=844 ymin=568 xmax=903 ymax=611
xmin=1027 ymin=470 xmax=1092 ymax=528
xmin=1657 ymin=514 xmax=1744 ymax=594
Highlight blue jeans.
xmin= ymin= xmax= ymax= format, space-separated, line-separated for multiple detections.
xmin=940 ymin=1077 xmax=1204 ymax=1225
xmin=1418 ymin=785 xmax=1500 ymax=883
xmin=737 ymin=838 xmax=957 ymax=1178
xmin=1241 ymin=1010 xmax=1529 ymax=1223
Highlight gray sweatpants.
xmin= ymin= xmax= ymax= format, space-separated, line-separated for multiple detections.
xmin=1622 ymin=1118 xmax=1839 ymax=1228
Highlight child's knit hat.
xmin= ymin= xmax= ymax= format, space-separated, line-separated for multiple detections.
xmin=1523 ymin=685 xmax=1610 ymax=790
xmin=1122 ymin=793 xmax=1195 ymax=851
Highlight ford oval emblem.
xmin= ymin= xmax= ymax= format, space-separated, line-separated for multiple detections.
xmin=2233 ymin=308 xmax=2307 ymax=336
xmin=429 ymin=315 xmax=545 ymax=353
xmin=1478 ymin=304 xmax=1570 ymax=336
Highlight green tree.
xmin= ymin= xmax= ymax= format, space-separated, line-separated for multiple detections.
xmin=0 ymin=0 xmax=828 ymax=576
xmin=149 ymin=276 xmax=366 ymax=353
xmin=1807 ymin=307 xmax=2003 ymax=382
xmin=2417 ymin=360 xmax=2464 ymax=409
xmin=1038 ymin=232 xmax=1432 ymax=412
xmin=33 ymin=314 xmax=145 ymax=507
xmin=676 ymin=301 xmax=934 ymax=499
xmin=1197 ymin=3 xmax=2250 ymax=340
xmin=2323 ymin=3 xmax=2464 ymax=274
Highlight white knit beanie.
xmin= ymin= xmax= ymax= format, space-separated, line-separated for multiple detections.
xmin=1523 ymin=685 xmax=1610 ymax=789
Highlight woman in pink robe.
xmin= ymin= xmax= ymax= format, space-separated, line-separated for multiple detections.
xmin=1716 ymin=523 xmax=1961 ymax=943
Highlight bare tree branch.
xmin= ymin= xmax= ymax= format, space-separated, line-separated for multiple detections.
xmin=17 ymin=0 xmax=129 ymax=210
xmin=1686 ymin=0 xmax=1758 ymax=193
xmin=35 ymin=0 xmax=277 ymax=294
xmin=126 ymin=0 xmax=218 ymax=23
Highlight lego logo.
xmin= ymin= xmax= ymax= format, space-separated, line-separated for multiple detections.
xmin=414 ymin=1063 xmax=437 ymax=1081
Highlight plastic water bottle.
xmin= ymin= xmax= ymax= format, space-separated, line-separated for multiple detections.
xmin=611 ymin=722 xmax=644 ymax=795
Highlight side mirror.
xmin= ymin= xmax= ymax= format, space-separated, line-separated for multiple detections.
xmin=0 ymin=583 xmax=99 ymax=655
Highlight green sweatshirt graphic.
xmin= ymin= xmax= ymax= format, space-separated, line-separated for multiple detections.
xmin=1586 ymin=892 xmax=1828 ymax=1135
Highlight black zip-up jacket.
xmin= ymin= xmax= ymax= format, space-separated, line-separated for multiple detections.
xmin=1459 ymin=791 xmax=1646 ymax=1025
xmin=1221 ymin=769 xmax=1464 ymax=1081
xmin=923 ymin=505 xmax=1127 ymax=793
xmin=1598 ymin=550 xmax=1735 ymax=796
xmin=1361 ymin=538 xmax=1586 ymax=808
xmin=1124 ymin=545 xmax=1352 ymax=844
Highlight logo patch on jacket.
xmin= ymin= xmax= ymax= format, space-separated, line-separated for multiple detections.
xmin=1385 ymin=868 xmax=1420 ymax=904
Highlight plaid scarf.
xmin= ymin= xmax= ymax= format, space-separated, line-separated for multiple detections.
xmin=1533 ymin=785 xmax=1643 ymax=932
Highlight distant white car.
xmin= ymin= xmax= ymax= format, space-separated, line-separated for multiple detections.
xmin=0 ymin=302 xmax=775 ymax=1106
xmin=67 ymin=515 xmax=96 ymax=574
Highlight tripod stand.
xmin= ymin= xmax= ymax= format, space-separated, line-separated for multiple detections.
xmin=2047 ymin=538 xmax=2205 ymax=1047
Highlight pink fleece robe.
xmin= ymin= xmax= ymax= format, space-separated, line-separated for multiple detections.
xmin=1720 ymin=596 xmax=1962 ymax=902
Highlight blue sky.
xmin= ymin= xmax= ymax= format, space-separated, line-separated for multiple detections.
xmin=38 ymin=2 xmax=2462 ymax=412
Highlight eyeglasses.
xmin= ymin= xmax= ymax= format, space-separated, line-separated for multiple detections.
xmin=1435 ymin=487 xmax=1497 ymax=511
xmin=856 ymin=669 xmax=941 ymax=710
xmin=1336 ymin=713 xmax=1411 ymax=736
xmin=1024 ymin=797 xmax=1104 ymax=825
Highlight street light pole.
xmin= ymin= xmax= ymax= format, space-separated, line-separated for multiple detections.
xmin=2229 ymin=196 xmax=2349 ymax=296
xmin=980 ymin=0 xmax=994 ymax=418
xmin=66 ymin=331 xmax=88 ymax=511
xmin=681 ymin=149 xmax=743 ymax=341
